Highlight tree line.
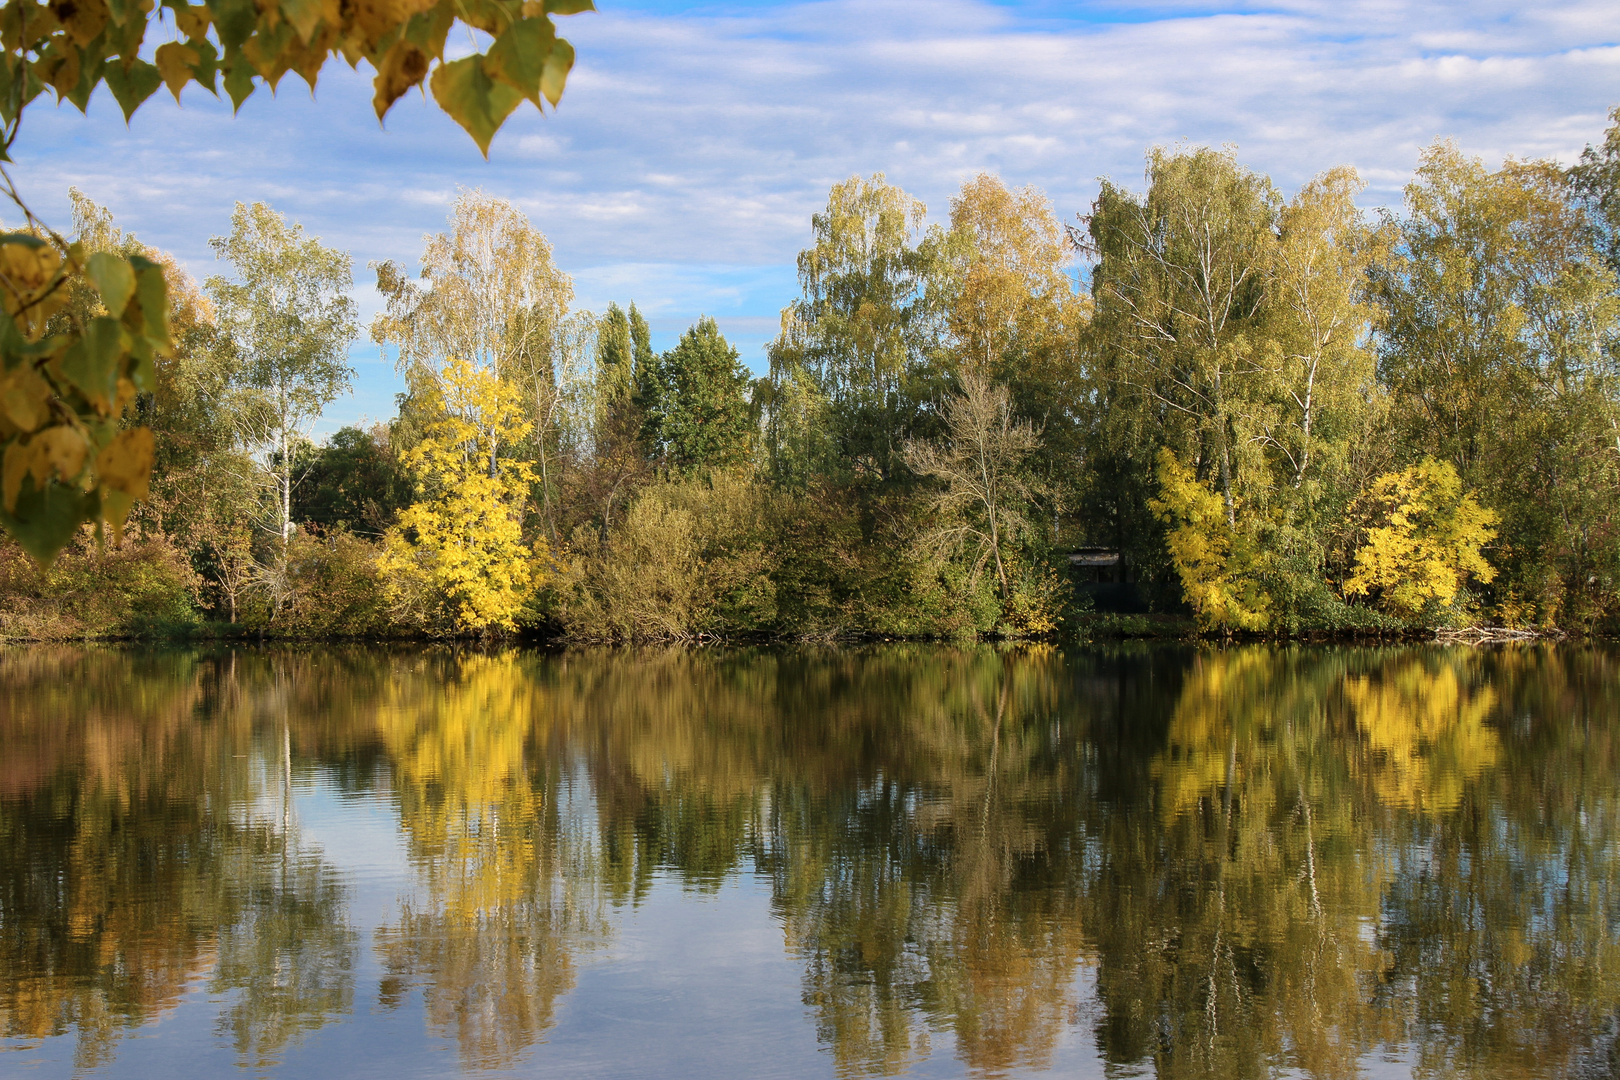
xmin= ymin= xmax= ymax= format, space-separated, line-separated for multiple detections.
xmin=6 ymin=110 xmax=1620 ymax=640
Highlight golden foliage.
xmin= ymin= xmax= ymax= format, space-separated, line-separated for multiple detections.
xmin=380 ymin=356 xmax=546 ymax=632
xmin=0 ymin=0 xmax=592 ymax=155
xmin=1344 ymin=656 xmax=1500 ymax=813
xmin=1344 ymin=457 xmax=1498 ymax=619
xmin=0 ymin=234 xmax=168 ymax=562
xmin=1150 ymin=448 xmax=1271 ymax=630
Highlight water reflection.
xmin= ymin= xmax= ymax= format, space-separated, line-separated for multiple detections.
xmin=0 ymin=649 xmax=356 ymax=1070
xmin=0 ymin=643 xmax=1617 ymax=1078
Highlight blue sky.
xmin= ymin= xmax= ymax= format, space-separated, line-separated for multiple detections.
xmin=9 ymin=0 xmax=1620 ymax=433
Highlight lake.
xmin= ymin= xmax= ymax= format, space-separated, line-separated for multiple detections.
xmin=0 ymin=644 xmax=1616 ymax=1079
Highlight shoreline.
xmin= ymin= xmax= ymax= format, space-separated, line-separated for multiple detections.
xmin=0 ymin=620 xmax=1587 ymax=647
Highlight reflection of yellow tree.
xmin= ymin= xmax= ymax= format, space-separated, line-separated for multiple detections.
xmin=1123 ymin=647 xmax=1399 ymax=1079
xmin=1344 ymin=652 xmax=1499 ymax=812
xmin=371 ymin=652 xmax=600 ymax=1070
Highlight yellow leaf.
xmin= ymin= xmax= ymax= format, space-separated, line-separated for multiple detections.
xmin=101 ymin=488 xmax=135 ymax=544
xmin=29 ymin=425 xmax=87 ymax=486
xmin=0 ymin=365 xmax=52 ymax=433
xmin=49 ymin=0 xmax=108 ymax=47
xmin=154 ymin=41 xmax=200 ymax=100
xmin=0 ymin=238 xmax=59 ymax=299
xmin=371 ymin=38 xmax=429 ymax=120
xmin=95 ymin=425 xmax=153 ymax=498
xmin=173 ymin=4 xmax=211 ymax=37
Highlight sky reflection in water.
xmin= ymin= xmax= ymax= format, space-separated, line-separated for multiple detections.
xmin=0 ymin=644 xmax=1617 ymax=1079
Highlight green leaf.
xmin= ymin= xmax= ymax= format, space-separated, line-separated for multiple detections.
xmin=456 ymin=0 xmax=507 ymax=36
xmin=103 ymin=58 xmax=161 ymax=121
xmin=85 ymin=252 xmax=135 ymax=315
xmin=59 ymin=316 xmax=124 ymax=408
xmin=66 ymin=53 xmax=105 ymax=113
xmin=279 ymin=0 xmax=324 ymax=43
xmin=134 ymin=264 xmax=170 ymax=354
xmin=404 ymin=5 xmax=455 ymax=59
xmin=189 ymin=37 xmax=221 ymax=94
xmin=223 ymin=55 xmax=256 ymax=110
xmin=210 ymin=0 xmax=258 ymax=50
xmin=430 ymin=55 xmax=522 ymax=157
xmin=545 ymin=0 xmax=595 ymax=14
xmin=0 ymin=474 xmax=98 ymax=567
xmin=485 ymin=17 xmax=554 ymax=107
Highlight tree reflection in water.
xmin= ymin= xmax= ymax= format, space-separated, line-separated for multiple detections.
xmin=0 ymin=648 xmax=356 ymax=1070
xmin=1 ymin=643 xmax=1618 ymax=1078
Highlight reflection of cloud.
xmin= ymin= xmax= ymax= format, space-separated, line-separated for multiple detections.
xmin=6 ymin=0 xmax=1614 ymax=430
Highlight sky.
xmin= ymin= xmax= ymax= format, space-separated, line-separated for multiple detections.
xmin=8 ymin=0 xmax=1620 ymax=433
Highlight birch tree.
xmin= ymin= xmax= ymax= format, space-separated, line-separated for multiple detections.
xmin=1086 ymin=147 xmax=1278 ymax=525
xmin=1263 ymin=167 xmax=1382 ymax=490
xmin=207 ymin=202 xmax=357 ymax=546
xmin=372 ymin=191 xmax=575 ymax=532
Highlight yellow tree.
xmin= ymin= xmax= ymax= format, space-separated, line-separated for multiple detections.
xmin=945 ymin=174 xmax=1081 ymax=379
xmin=1344 ymin=458 xmax=1498 ymax=620
xmin=382 ymin=357 xmax=544 ymax=633
xmin=1150 ymin=448 xmax=1271 ymax=631
xmin=372 ymin=190 xmax=583 ymax=541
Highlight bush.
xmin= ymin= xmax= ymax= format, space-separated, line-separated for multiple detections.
xmin=552 ymin=470 xmax=774 ymax=641
xmin=275 ymin=530 xmax=394 ymax=637
xmin=0 ymin=532 xmax=199 ymax=640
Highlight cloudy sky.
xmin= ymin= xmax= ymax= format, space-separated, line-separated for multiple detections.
xmin=9 ymin=0 xmax=1619 ymax=431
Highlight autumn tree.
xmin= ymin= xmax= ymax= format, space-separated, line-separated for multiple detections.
xmin=373 ymin=190 xmax=579 ymax=537
xmin=1373 ymin=141 xmax=1620 ymax=624
xmin=903 ymin=370 xmax=1040 ymax=599
xmin=944 ymin=173 xmax=1086 ymax=543
xmin=208 ymin=202 xmax=357 ymax=547
xmin=1149 ymin=448 xmax=1271 ymax=631
xmin=1086 ymin=147 xmax=1280 ymax=526
xmin=381 ymin=357 xmax=544 ymax=634
xmin=1344 ymin=458 xmax=1499 ymax=621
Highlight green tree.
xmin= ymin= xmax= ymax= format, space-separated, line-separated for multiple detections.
xmin=1086 ymin=147 xmax=1280 ymax=526
xmin=1569 ymin=106 xmax=1620 ymax=278
xmin=767 ymin=174 xmax=946 ymax=482
xmin=292 ymin=425 xmax=411 ymax=537
xmin=642 ymin=318 xmax=753 ymax=472
xmin=208 ymin=202 xmax=357 ymax=547
xmin=1373 ymin=141 xmax=1620 ymax=625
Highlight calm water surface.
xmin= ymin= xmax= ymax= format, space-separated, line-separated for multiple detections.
xmin=1 ymin=644 xmax=1617 ymax=1079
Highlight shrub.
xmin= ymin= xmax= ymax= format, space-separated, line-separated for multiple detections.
xmin=276 ymin=530 xmax=393 ymax=637
xmin=0 ymin=532 xmax=199 ymax=640
xmin=552 ymin=470 xmax=774 ymax=641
